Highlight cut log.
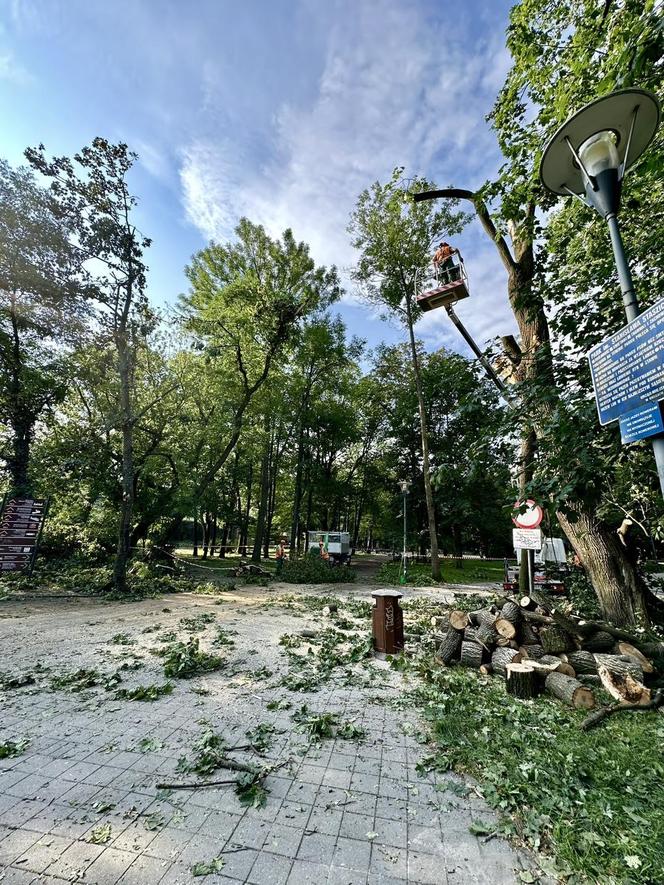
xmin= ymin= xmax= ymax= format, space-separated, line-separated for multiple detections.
xmin=438 ymin=628 xmax=462 ymax=665
xmin=460 ymin=641 xmax=484 ymax=669
xmin=519 ymin=621 xmax=540 ymax=646
xmin=431 ymin=615 xmax=449 ymax=629
xmin=505 ymin=663 xmax=540 ymax=699
xmin=545 ymin=672 xmax=595 ymax=709
xmin=501 ymin=600 xmax=521 ymax=626
xmin=540 ymin=655 xmax=576 ymax=677
xmin=519 ymin=595 xmax=537 ymax=611
xmin=491 ymin=647 xmax=522 ymax=677
xmin=597 ymin=666 xmax=651 ymax=706
xmin=577 ymin=674 xmax=602 ymax=686
xmin=449 ymin=610 xmax=470 ymax=631
xmin=495 ymin=617 xmax=517 ymax=640
xmin=559 ymin=650 xmax=597 ymax=675
xmin=479 ymin=664 xmax=493 ymax=676
xmin=539 ymin=625 xmax=574 ymax=655
xmin=582 ymin=631 xmax=615 ymax=653
xmin=476 ymin=620 xmax=498 ymax=649
xmin=617 ymin=642 xmax=654 ymax=674
xmin=519 ymin=644 xmax=546 ymax=661
xmin=593 ymin=654 xmax=643 ymax=684
xmin=463 ymin=626 xmax=480 ymax=644
xmin=496 ymin=636 xmax=511 ymax=647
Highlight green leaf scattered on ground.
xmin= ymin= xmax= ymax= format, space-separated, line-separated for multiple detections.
xmin=191 ymin=857 xmax=225 ymax=876
xmin=0 ymin=739 xmax=29 ymax=759
xmin=87 ymin=824 xmax=112 ymax=844
xmin=114 ymin=683 xmax=173 ymax=701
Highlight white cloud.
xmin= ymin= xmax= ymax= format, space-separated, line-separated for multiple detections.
xmin=0 ymin=50 xmax=33 ymax=84
xmin=177 ymin=0 xmax=517 ymax=346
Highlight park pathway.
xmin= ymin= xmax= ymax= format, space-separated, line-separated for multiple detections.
xmin=0 ymin=583 xmax=536 ymax=885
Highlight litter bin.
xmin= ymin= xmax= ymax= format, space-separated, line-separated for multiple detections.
xmin=371 ymin=589 xmax=404 ymax=659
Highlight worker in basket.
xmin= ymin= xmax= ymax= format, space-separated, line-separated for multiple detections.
xmin=432 ymin=241 xmax=461 ymax=284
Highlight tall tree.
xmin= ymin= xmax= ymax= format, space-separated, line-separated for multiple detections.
xmin=27 ymin=139 xmax=154 ymax=593
xmin=349 ymin=168 xmax=470 ymax=580
xmin=0 ymin=159 xmax=86 ymax=495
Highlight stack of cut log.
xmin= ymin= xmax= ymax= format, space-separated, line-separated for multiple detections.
xmin=432 ymin=591 xmax=660 ymax=711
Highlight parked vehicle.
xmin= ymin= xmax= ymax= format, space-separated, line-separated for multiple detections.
xmin=307 ymin=531 xmax=351 ymax=565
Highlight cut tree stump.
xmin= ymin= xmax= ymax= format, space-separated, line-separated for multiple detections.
xmin=519 ymin=595 xmax=537 ymax=611
xmin=460 ymin=641 xmax=484 ymax=669
xmin=560 ymin=650 xmax=597 ymax=675
xmin=449 ymin=610 xmax=470 ymax=631
xmin=495 ymin=617 xmax=517 ymax=640
xmin=583 ymin=631 xmax=615 ymax=653
xmin=491 ymin=647 xmax=522 ymax=677
xmin=438 ymin=628 xmax=462 ymax=665
xmin=617 ymin=642 xmax=654 ymax=674
xmin=545 ymin=671 xmax=595 ymax=709
xmin=539 ymin=625 xmax=575 ymax=655
xmin=505 ymin=663 xmax=540 ymax=699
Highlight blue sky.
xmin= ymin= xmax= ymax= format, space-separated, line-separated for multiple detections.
xmin=1 ymin=0 xmax=519 ymax=357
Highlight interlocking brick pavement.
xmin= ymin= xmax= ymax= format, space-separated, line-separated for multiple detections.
xmin=0 ymin=584 xmax=539 ymax=884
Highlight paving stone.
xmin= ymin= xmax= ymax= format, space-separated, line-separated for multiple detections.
xmin=287 ymin=859 xmax=331 ymax=884
xmin=0 ymin=829 xmax=41 ymax=866
xmin=45 ymin=839 xmax=106 ymax=879
xmin=265 ymin=823 xmax=303 ymax=859
xmin=296 ymin=831 xmax=337 ymax=865
xmin=84 ymin=847 xmax=139 ymax=884
xmin=118 ymin=852 xmax=171 ymax=884
xmin=332 ymin=836 xmax=372 ymax=871
xmin=216 ymin=846 xmax=259 ymax=881
xmin=12 ymin=833 xmax=74 ymax=874
xmin=247 ymin=849 xmax=293 ymax=884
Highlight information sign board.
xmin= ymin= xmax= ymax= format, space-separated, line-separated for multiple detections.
xmin=512 ymin=528 xmax=542 ymax=551
xmin=619 ymin=402 xmax=664 ymax=444
xmin=0 ymin=497 xmax=48 ymax=573
xmin=588 ymin=298 xmax=664 ymax=425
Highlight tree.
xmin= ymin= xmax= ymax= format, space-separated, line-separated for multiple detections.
xmin=0 ymin=159 xmax=87 ymax=495
xmin=180 ymin=219 xmax=341 ymax=515
xmin=27 ymin=139 xmax=155 ymax=593
xmin=349 ymin=168 xmax=470 ymax=580
xmin=420 ymin=0 xmax=662 ymax=624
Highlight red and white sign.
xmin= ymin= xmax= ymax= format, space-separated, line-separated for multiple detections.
xmin=512 ymin=499 xmax=543 ymax=530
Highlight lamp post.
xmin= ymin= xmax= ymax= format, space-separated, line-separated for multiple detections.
xmin=399 ymin=480 xmax=410 ymax=585
xmin=540 ymin=88 xmax=664 ymax=495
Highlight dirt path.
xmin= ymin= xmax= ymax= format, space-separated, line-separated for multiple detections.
xmin=0 ymin=584 xmax=536 ymax=884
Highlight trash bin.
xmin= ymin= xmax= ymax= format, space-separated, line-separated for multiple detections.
xmin=371 ymin=589 xmax=404 ymax=659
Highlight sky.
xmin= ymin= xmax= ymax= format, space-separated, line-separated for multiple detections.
xmin=0 ymin=0 xmax=519 ymax=360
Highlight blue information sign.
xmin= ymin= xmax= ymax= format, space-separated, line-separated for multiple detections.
xmin=619 ymin=403 xmax=664 ymax=444
xmin=588 ymin=299 xmax=664 ymax=425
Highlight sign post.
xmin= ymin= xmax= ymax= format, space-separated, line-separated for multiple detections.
xmin=512 ymin=501 xmax=544 ymax=596
xmin=588 ymin=294 xmax=664 ymax=497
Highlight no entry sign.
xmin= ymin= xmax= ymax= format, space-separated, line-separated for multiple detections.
xmin=512 ymin=500 xmax=543 ymax=530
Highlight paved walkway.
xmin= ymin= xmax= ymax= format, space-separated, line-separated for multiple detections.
xmin=0 ymin=584 xmax=534 ymax=884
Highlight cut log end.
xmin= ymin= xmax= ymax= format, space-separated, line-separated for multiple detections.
xmin=449 ymin=610 xmax=470 ymax=631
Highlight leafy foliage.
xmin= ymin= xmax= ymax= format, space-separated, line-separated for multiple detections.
xmin=114 ymin=682 xmax=173 ymax=701
xmin=0 ymin=738 xmax=29 ymax=759
xmin=281 ymin=551 xmax=356 ymax=584
xmin=160 ymin=638 xmax=225 ymax=679
xmin=177 ymin=728 xmax=227 ymax=776
xmin=191 ymin=857 xmax=225 ymax=876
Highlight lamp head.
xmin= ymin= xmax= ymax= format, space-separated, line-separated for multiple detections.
xmin=540 ymin=89 xmax=660 ymax=218
xmin=399 ymin=480 xmax=410 ymax=494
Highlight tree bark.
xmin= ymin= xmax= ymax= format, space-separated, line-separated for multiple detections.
xmin=505 ymin=663 xmax=540 ymax=698
xmin=545 ymin=671 xmax=595 ymax=709
xmin=252 ymin=422 xmax=271 ymax=562
xmin=112 ymin=331 xmax=134 ymax=594
xmin=437 ymin=628 xmax=462 ymax=664
xmin=460 ymin=641 xmax=484 ymax=668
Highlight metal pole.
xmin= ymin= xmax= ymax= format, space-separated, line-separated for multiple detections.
xmin=402 ymin=491 xmax=407 ymax=584
xmin=605 ymin=213 xmax=664 ymax=497
xmin=445 ymin=306 xmax=508 ymax=394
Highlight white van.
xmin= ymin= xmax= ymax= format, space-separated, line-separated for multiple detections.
xmin=307 ymin=531 xmax=351 ymax=564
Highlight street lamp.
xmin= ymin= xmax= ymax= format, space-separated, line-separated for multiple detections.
xmin=399 ymin=480 xmax=410 ymax=585
xmin=540 ymin=88 xmax=664 ymax=493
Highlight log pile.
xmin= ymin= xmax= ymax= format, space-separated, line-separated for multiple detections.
xmin=432 ymin=594 xmax=661 ymax=712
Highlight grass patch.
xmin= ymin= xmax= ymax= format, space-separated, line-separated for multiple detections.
xmin=407 ymin=656 xmax=664 ymax=884
xmin=376 ymin=559 xmax=505 ymax=586
xmin=159 ymin=638 xmax=225 ymax=679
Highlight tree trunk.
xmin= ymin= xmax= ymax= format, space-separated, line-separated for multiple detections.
xmin=405 ymin=293 xmax=441 ymax=580
xmin=219 ymin=522 xmax=229 ymax=558
xmin=452 ymin=523 xmax=463 ymax=568
xmin=491 ymin=647 xmax=521 ymax=676
xmin=437 ymin=628 xmax=462 ymax=664
xmin=460 ymin=641 xmax=484 ymax=668
xmin=290 ymin=423 xmax=306 ymax=557
xmin=112 ymin=333 xmax=134 ymax=594
xmin=505 ymin=663 xmax=540 ymax=698
xmin=557 ymin=508 xmax=653 ymax=627
xmin=192 ymin=507 xmax=199 ymax=557
xmin=545 ymin=671 xmax=595 ymax=709
xmin=7 ymin=303 xmax=33 ymax=497
xmin=252 ymin=426 xmax=271 ymax=563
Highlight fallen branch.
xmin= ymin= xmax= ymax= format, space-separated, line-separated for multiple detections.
xmin=580 ymin=689 xmax=663 ymax=731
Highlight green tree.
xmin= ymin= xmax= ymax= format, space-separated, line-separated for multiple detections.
xmin=349 ymin=168 xmax=470 ymax=580
xmin=0 ymin=159 xmax=87 ymax=495
xmin=27 ymin=139 xmax=155 ymax=593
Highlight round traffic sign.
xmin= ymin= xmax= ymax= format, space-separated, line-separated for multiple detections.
xmin=512 ymin=499 xmax=543 ymax=529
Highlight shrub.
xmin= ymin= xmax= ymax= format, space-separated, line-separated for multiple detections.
xmin=281 ymin=551 xmax=355 ymax=584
